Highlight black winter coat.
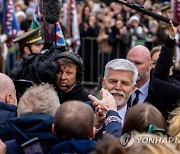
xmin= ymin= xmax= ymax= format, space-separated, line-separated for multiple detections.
xmin=5 ymin=114 xmax=58 ymax=154
xmin=56 ymin=83 xmax=90 ymax=104
xmin=0 ymin=102 xmax=17 ymax=141
xmin=150 ymin=37 xmax=180 ymax=119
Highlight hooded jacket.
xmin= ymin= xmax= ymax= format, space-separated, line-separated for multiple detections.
xmin=5 ymin=114 xmax=58 ymax=154
xmin=0 ymin=102 xmax=17 ymax=141
xmin=50 ymin=139 xmax=96 ymax=154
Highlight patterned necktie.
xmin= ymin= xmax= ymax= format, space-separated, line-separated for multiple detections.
xmin=132 ymin=90 xmax=141 ymax=106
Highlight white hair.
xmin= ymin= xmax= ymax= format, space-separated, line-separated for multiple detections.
xmin=18 ymin=83 xmax=60 ymax=117
xmin=104 ymin=59 xmax=138 ymax=85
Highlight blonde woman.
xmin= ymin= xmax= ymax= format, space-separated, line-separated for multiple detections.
xmin=168 ymin=107 xmax=180 ymax=150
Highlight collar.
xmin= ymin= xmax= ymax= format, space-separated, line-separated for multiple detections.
xmin=117 ymin=104 xmax=127 ymax=126
xmin=0 ymin=101 xmax=17 ymax=112
xmin=137 ymin=79 xmax=150 ymax=95
xmin=50 ymin=139 xmax=96 ymax=154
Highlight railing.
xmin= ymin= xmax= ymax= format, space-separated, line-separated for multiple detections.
xmin=79 ymin=37 xmax=157 ymax=88
xmin=79 ymin=37 xmax=115 ymax=87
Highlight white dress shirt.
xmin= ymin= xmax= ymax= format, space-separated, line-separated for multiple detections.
xmin=117 ymin=104 xmax=128 ymax=126
xmin=131 ymin=79 xmax=150 ymax=105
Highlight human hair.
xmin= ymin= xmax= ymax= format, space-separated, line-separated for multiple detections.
xmin=18 ymin=83 xmax=60 ymax=117
xmin=151 ymin=46 xmax=161 ymax=58
xmin=168 ymin=106 xmax=180 ymax=150
xmin=17 ymin=44 xmax=31 ymax=59
xmin=104 ymin=59 xmax=138 ymax=85
xmin=54 ymin=100 xmax=94 ymax=141
xmin=81 ymin=4 xmax=92 ymax=23
xmin=126 ymin=133 xmax=179 ymax=154
xmin=122 ymin=103 xmax=167 ymax=134
xmin=95 ymin=134 xmax=126 ymax=154
xmin=0 ymin=73 xmax=16 ymax=102
xmin=57 ymin=51 xmax=84 ymax=81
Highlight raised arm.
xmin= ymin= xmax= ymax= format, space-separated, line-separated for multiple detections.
xmin=153 ymin=20 xmax=180 ymax=80
xmin=88 ymin=88 xmax=122 ymax=138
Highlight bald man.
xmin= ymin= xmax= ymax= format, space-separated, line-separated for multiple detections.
xmin=126 ymin=23 xmax=180 ymax=119
xmin=127 ymin=45 xmax=163 ymax=116
xmin=0 ymin=73 xmax=17 ymax=141
xmin=127 ymin=45 xmax=152 ymax=88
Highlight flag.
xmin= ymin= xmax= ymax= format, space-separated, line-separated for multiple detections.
xmin=31 ymin=0 xmax=66 ymax=47
xmin=172 ymin=0 xmax=180 ymax=23
xmin=31 ymin=0 xmax=43 ymax=29
xmin=0 ymin=0 xmax=20 ymax=48
xmin=63 ymin=0 xmax=80 ymax=53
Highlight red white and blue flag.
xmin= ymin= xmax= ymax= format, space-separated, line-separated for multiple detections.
xmin=0 ymin=0 xmax=20 ymax=47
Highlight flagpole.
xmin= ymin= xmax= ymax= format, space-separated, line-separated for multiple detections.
xmin=67 ymin=0 xmax=72 ymax=39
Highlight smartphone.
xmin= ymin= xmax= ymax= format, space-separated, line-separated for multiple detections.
xmin=21 ymin=137 xmax=44 ymax=154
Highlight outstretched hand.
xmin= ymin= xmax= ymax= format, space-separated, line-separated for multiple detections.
xmin=88 ymin=88 xmax=117 ymax=128
xmin=168 ymin=20 xmax=180 ymax=40
xmin=88 ymin=88 xmax=117 ymax=111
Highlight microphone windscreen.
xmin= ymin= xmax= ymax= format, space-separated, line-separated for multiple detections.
xmin=42 ymin=0 xmax=62 ymax=24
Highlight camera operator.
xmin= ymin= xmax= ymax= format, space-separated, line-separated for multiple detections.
xmin=55 ymin=51 xmax=90 ymax=103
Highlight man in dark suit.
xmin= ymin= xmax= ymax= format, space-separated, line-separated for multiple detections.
xmin=127 ymin=44 xmax=152 ymax=103
xmin=127 ymin=20 xmax=180 ymax=119
xmin=126 ymin=43 xmax=161 ymax=110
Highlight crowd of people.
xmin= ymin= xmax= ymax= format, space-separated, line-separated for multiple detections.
xmin=0 ymin=0 xmax=180 ymax=153
xmin=1 ymin=0 xmax=180 ymax=79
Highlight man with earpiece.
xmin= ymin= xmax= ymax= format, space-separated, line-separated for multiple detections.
xmin=55 ymin=51 xmax=90 ymax=103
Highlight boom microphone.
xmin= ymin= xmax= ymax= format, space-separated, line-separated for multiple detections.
xmin=116 ymin=0 xmax=180 ymax=26
xmin=42 ymin=0 xmax=62 ymax=24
